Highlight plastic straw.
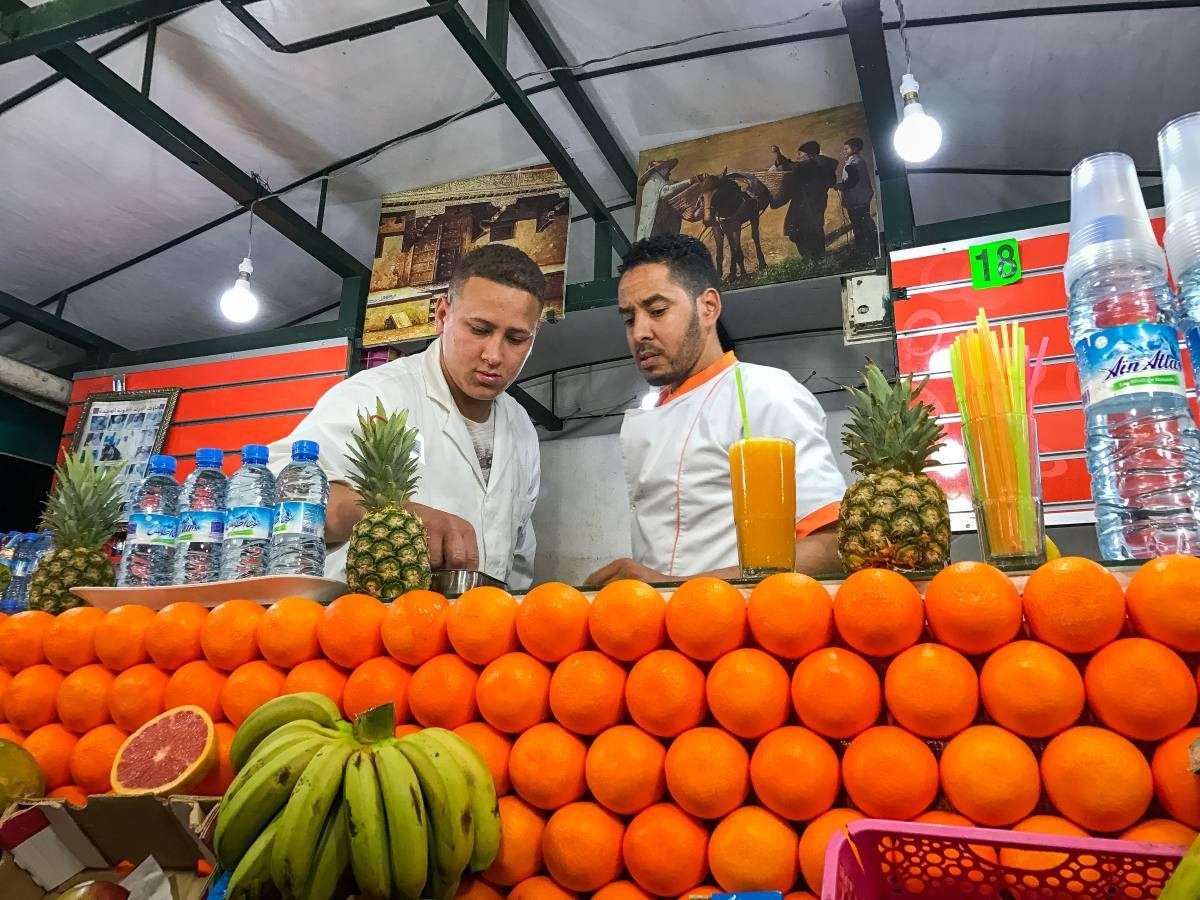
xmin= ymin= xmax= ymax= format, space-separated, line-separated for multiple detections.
xmin=734 ymin=365 xmax=752 ymax=441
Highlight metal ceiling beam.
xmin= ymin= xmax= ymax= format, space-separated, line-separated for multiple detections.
xmin=0 ymin=0 xmax=205 ymax=63
xmin=508 ymin=384 xmax=563 ymax=431
xmin=219 ymin=0 xmax=456 ymax=54
xmin=429 ymin=0 xmax=632 ymax=254
xmin=0 ymin=290 xmax=124 ymax=352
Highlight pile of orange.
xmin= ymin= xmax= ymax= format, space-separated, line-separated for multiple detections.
xmin=2 ymin=559 xmax=1199 ymax=897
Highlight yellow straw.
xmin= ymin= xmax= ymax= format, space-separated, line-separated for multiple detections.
xmin=734 ymin=365 xmax=752 ymax=441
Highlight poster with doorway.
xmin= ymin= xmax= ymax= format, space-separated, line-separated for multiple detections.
xmin=635 ymin=103 xmax=878 ymax=289
xmin=366 ymin=163 xmax=569 ymax=346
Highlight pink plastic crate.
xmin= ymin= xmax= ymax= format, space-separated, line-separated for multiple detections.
xmin=823 ymin=819 xmax=1185 ymax=899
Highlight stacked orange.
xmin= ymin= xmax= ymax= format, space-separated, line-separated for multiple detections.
xmin=1 ymin=557 xmax=1199 ymax=896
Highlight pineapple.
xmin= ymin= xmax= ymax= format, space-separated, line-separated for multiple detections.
xmin=837 ymin=362 xmax=951 ymax=573
xmin=345 ymin=399 xmax=431 ymax=599
xmin=28 ymin=455 xmax=124 ymax=612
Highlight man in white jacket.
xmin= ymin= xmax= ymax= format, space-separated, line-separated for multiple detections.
xmin=269 ymin=244 xmax=543 ymax=589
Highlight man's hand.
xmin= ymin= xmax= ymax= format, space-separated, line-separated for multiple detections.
xmin=410 ymin=502 xmax=479 ymax=570
xmin=586 ymin=558 xmax=669 ymax=587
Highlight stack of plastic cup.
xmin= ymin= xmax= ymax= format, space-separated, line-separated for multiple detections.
xmin=1160 ymin=112 xmax=1200 ymax=372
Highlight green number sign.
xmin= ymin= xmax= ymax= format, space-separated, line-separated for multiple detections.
xmin=969 ymin=238 xmax=1022 ymax=289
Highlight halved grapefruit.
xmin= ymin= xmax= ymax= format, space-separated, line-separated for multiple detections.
xmin=111 ymin=705 xmax=216 ymax=795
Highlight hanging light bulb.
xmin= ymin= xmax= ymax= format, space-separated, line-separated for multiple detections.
xmin=220 ymin=256 xmax=259 ymax=323
xmin=893 ymin=73 xmax=942 ymax=164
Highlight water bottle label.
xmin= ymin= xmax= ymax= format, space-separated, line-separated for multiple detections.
xmin=1077 ymin=323 xmax=1187 ymax=405
xmin=127 ymin=513 xmax=178 ymax=548
xmin=178 ymin=510 xmax=225 ymax=544
xmin=227 ymin=506 xmax=274 ymax=540
xmin=273 ymin=502 xmax=325 ymax=538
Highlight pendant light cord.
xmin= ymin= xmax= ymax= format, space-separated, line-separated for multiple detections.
xmin=895 ymin=0 xmax=912 ymax=75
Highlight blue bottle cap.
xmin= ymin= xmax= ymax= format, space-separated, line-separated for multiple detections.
xmin=196 ymin=448 xmax=224 ymax=469
xmin=242 ymin=444 xmax=269 ymax=466
xmin=291 ymin=440 xmax=319 ymax=462
xmin=148 ymin=454 xmax=177 ymax=475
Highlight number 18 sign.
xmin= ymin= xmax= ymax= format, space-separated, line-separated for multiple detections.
xmin=969 ymin=238 xmax=1022 ymax=290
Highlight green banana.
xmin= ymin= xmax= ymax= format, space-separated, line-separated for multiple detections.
xmin=271 ymin=738 xmax=356 ymax=899
xmin=224 ymin=814 xmax=282 ymax=900
xmin=374 ymin=740 xmax=429 ymax=899
xmin=397 ymin=732 xmax=474 ymax=899
xmin=230 ymin=692 xmax=345 ymax=772
xmin=298 ymin=800 xmax=350 ymax=900
xmin=422 ymin=728 xmax=501 ymax=873
xmin=342 ymin=748 xmax=392 ymax=900
xmin=223 ymin=719 xmax=343 ymax=802
xmin=1161 ymin=832 xmax=1200 ymax=899
xmin=214 ymin=736 xmax=329 ymax=871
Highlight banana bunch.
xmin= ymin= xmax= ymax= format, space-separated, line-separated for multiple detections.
xmin=215 ymin=692 xmax=500 ymax=900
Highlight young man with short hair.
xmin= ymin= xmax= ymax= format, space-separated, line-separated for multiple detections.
xmin=837 ymin=137 xmax=878 ymax=258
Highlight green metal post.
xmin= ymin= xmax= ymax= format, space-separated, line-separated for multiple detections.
xmin=486 ymin=0 xmax=508 ymax=65
xmin=593 ymin=221 xmax=613 ymax=282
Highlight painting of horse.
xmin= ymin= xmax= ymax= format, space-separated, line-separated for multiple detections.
xmin=695 ymin=170 xmax=770 ymax=280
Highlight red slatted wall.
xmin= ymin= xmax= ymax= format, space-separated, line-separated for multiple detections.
xmin=64 ymin=340 xmax=351 ymax=480
xmin=889 ymin=214 xmax=1170 ymax=527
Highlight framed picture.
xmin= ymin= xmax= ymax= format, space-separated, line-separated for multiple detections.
xmin=68 ymin=388 xmax=181 ymax=516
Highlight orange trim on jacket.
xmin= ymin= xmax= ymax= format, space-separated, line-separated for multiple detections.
xmin=657 ymin=351 xmax=737 ymax=406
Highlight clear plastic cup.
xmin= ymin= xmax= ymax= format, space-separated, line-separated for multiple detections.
xmin=1065 ymin=152 xmax=1167 ymax=291
xmin=1159 ymin=111 xmax=1200 ymax=280
xmin=966 ymin=413 xmax=1046 ymax=569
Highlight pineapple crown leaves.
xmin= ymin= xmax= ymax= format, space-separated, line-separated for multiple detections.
xmin=345 ymin=398 xmax=423 ymax=511
xmin=40 ymin=454 xmax=125 ymax=549
xmin=842 ymin=361 xmax=945 ymax=475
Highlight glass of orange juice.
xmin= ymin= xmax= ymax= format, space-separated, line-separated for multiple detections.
xmin=729 ymin=437 xmax=797 ymax=576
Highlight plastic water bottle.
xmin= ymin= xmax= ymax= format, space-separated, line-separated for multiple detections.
xmin=269 ymin=440 xmax=328 ymax=576
xmin=221 ymin=444 xmax=277 ymax=581
xmin=1065 ymin=152 xmax=1200 ymax=559
xmin=0 ymin=531 xmax=21 ymax=578
xmin=1161 ymin=113 xmax=1200 ymax=390
xmin=119 ymin=455 xmax=181 ymax=587
xmin=1 ymin=533 xmax=38 ymax=612
xmin=174 ymin=448 xmax=228 ymax=585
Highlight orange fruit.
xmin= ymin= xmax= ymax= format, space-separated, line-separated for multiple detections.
xmin=998 ymin=815 xmax=1088 ymax=869
xmin=548 ymin=650 xmax=625 ymax=736
xmin=665 ymin=578 xmax=747 ymax=661
xmin=939 ymin=725 xmax=1040 ymax=826
xmin=1041 ymin=726 xmax=1153 ymax=832
xmin=220 ymin=660 xmax=286 ymax=726
xmin=108 ymin=663 xmax=168 ymax=731
xmin=833 ymin=569 xmax=924 ymax=658
xmin=5 ymin=664 xmax=64 ymax=731
xmin=484 ymin=794 xmax=545 ymax=885
xmin=923 ymin=561 xmax=1021 ymax=655
xmin=343 ymin=657 xmax=412 ymax=722
xmin=706 ymin=648 xmax=789 ymax=739
xmin=408 ymin=654 xmax=478 ymax=728
xmin=842 ymin=726 xmax=938 ymax=819
xmin=1126 ymin=555 xmax=1200 ymax=651
xmin=394 ymin=723 xmax=421 ymax=738
xmin=24 ymin=723 xmax=78 ymax=789
xmin=1121 ymin=818 xmax=1198 ymax=846
xmin=979 ymin=640 xmax=1084 ymax=738
xmin=509 ymin=876 xmax=578 ymax=899
xmin=517 ymin=582 xmax=591 ymax=662
xmin=665 ymin=727 xmax=750 ymax=819
xmin=164 ymin=660 xmax=227 ymax=721
xmin=145 ymin=602 xmax=208 ymax=670
xmin=257 ymin=596 xmax=324 ymax=667
xmin=593 ymin=882 xmax=653 ymax=900
xmin=447 ymin=587 xmax=519 ymax=665
xmin=623 ymin=803 xmax=709 ymax=896
xmin=282 ymin=659 xmax=349 ymax=711
xmin=542 ymin=801 xmax=625 ymax=892
xmin=69 ymin=724 xmax=127 ymax=794
xmin=911 ymin=810 xmax=999 ymax=863
xmin=1085 ymin=637 xmax=1197 ymax=741
xmin=194 ymin=722 xmax=236 ymax=795
xmin=590 ymin=580 xmax=666 ymax=661
xmin=750 ymin=726 xmax=840 ymax=822
xmin=48 ymin=784 xmax=87 ymax=804
xmin=0 ymin=610 xmax=53 ymax=673
xmin=790 ymin=647 xmax=881 ymax=739
xmin=455 ymin=722 xmax=512 ymax=794
xmin=625 ymin=649 xmax=706 ymax=738
xmin=0 ymin=669 xmax=9 ymax=719
xmin=883 ymin=643 xmax=979 ymax=738
xmin=456 ymin=879 xmax=505 ymax=900
xmin=0 ymin=723 xmax=27 ymax=744
xmin=708 ymin=806 xmax=798 ymax=892
xmin=476 ymin=652 xmax=550 ymax=734
xmin=56 ymin=664 xmax=115 ymax=733
xmin=318 ymin=594 xmax=386 ymax=669
xmin=94 ymin=605 xmax=156 ymax=671
xmin=1022 ymin=557 xmax=1125 ymax=654
xmin=44 ymin=607 xmax=105 ymax=672
xmin=586 ymin=725 xmax=666 ymax=815
xmin=509 ymin=722 xmax=588 ymax=810
xmin=798 ymin=808 xmax=864 ymax=895
xmin=199 ymin=599 xmax=264 ymax=671
xmin=381 ymin=590 xmax=450 ymax=666
xmin=1151 ymin=728 xmax=1200 ymax=828
xmin=746 ymin=573 xmax=832 ymax=660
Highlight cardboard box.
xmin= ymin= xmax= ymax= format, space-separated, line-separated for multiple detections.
xmin=0 ymin=796 xmax=216 ymax=900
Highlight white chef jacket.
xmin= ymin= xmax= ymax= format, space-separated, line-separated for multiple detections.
xmin=267 ymin=340 xmax=540 ymax=589
xmin=621 ymin=352 xmax=845 ymax=577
